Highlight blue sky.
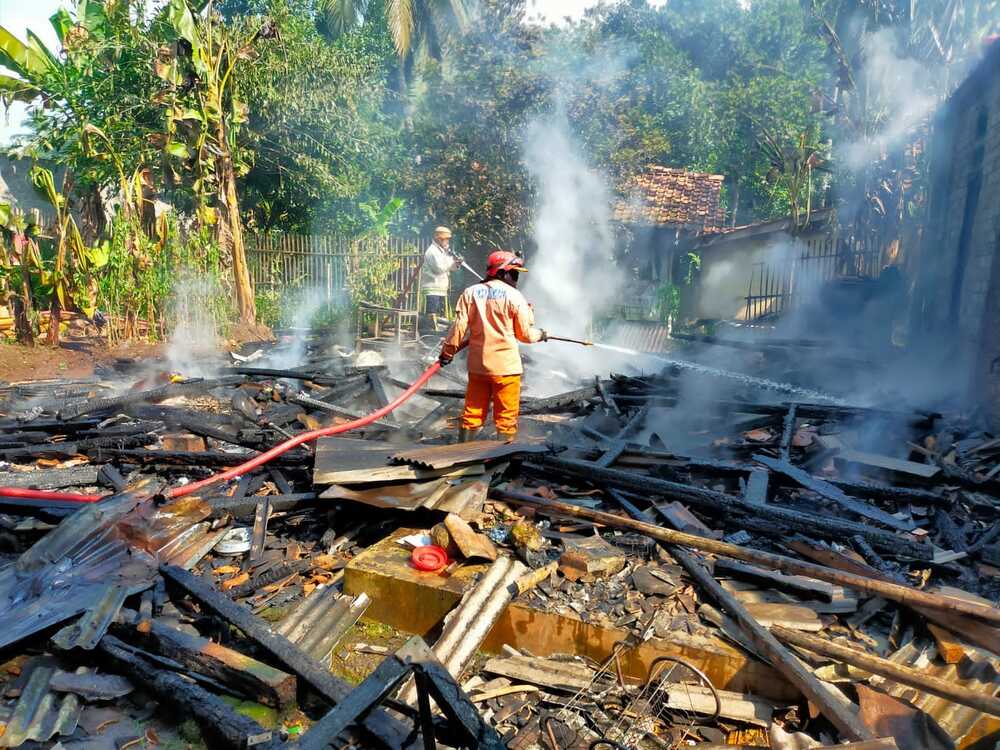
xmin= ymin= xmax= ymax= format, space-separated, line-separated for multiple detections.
xmin=0 ymin=0 xmax=637 ymax=144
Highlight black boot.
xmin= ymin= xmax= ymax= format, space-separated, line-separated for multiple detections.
xmin=458 ymin=427 xmax=482 ymax=443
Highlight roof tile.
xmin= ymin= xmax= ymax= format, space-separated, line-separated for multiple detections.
xmin=614 ymin=166 xmax=726 ymax=231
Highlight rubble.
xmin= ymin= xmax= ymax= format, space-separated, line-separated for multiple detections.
xmin=0 ymin=339 xmax=999 ymax=749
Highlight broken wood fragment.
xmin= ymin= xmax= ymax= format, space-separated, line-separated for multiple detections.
xmin=926 ymin=622 xmax=967 ymax=664
xmin=99 ymin=635 xmax=273 ymax=750
xmin=115 ymin=608 xmax=296 ymax=708
xmin=159 ymin=563 xmax=410 ymax=748
xmin=444 ymin=513 xmax=497 ymax=561
xmin=753 ymin=454 xmax=915 ymax=531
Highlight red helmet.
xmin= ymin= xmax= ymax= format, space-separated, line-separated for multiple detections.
xmin=486 ymin=250 xmax=528 ymax=278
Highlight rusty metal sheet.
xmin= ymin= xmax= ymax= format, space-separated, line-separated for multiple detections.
xmin=320 ymin=468 xmax=497 ymax=518
xmin=0 ymin=480 xmax=215 ymax=652
xmin=275 ymin=587 xmax=370 ymax=663
xmin=51 ymin=583 xmax=131 ymax=651
xmin=0 ymin=659 xmax=84 ymax=747
xmin=390 ymin=440 xmax=549 ymax=470
xmin=870 ymin=640 xmax=1000 ymax=746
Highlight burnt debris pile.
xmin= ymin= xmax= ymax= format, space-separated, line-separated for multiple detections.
xmin=0 ymin=341 xmax=998 ymax=750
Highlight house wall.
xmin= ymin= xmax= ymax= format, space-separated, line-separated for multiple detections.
xmin=0 ymin=157 xmax=56 ymax=219
xmin=913 ymin=44 xmax=1000 ymax=422
xmin=694 ymin=228 xmax=829 ymax=320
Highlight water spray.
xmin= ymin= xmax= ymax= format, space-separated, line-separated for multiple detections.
xmin=587 ymin=341 xmax=845 ymax=405
xmin=460 ymin=260 xmax=484 ymax=281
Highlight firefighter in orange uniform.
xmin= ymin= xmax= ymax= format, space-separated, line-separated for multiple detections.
xmin=438 ymin=250 xmax=547 ymax=442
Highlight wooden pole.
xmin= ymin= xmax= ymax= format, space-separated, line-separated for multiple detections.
xmin=771 ymin=626 xmax=1000 ymax=718
xmin=492 ymin=489 xmax=1000 ymax=626
xmin=668 ymin=542 xmax=873 ymax=741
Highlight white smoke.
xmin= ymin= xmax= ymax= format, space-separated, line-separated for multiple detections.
xmin=841 ymin=27 xmax=940 ymax=171
xmin=166 ymin=275 xmax=223 ymax=378
xmin=263 ymin=286 xmax=345 ymax=370
xmin=521 ymin=108 xmax=625 ymax=338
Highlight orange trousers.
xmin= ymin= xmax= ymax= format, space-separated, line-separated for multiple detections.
xmin=461 ymin=373 xmax=521 ymax=434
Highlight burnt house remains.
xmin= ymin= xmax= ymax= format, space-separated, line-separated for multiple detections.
xmin=913 ymin=40 xmax=1000 ymax=425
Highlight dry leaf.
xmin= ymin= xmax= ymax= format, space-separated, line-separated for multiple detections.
xmin=220 ymin=572 xmax=250 ymax=590
xmin=213 ymin=565 xmax=240 ymax=575
xmin=303 ymin=582 xmax=316 ymax=596
xmin=36 ymin=458 xmax=61 ymax=468
xmin=145 ymin=727 xmax=160 ymax=745
xmin=744 ymin=428 xmax=773 ymax=442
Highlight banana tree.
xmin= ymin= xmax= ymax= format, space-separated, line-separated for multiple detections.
xmin=30 ymin=165 xmax=109 ymax=345
xmin=0 ymin=204 xmax=43 ymax=345
xmin=156 ymin=0 xmax=274 ymax=325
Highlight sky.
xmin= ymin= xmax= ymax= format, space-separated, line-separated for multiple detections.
xmin=0 ymin=0 xmax=639 ymax=144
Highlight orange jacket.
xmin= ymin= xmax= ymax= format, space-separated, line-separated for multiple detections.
xmin=441 ymin=280 xmax=543 ymax=376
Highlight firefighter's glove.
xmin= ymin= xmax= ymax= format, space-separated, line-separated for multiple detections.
xmin=539 ymin=329 xmax=549 ymax=342
xmin=438 ymin=353 xmax=453 ymax=367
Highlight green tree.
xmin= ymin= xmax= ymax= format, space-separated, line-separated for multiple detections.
xmin=400 ymin=0 xmax=548 ymax=249
xmin=233 ymin=0 xmax=401 ymax=234
xmin=317 ymin=0 xmax=473 ymax=65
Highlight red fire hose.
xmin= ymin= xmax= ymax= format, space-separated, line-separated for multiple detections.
xmin=0 ymin=361 xmax=444 ymax=506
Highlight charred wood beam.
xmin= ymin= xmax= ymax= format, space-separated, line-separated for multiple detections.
xmin=491 ymin=489 xmax=1000 ymax=626
xmin=114 ymin=608 xmax=296 ymax=708
xmin=582 ymin=446 xmax=946 ymax=503
xmin=0 ymin=417 xmax=102 ymax=433
xmin=527 ymin=457 xmax=928 ymax=558
xmin=207 ymin=492 xmax=319 ymax=519
xmin=99 ymin=635 xmax=275 ymax=749
xmin=57 ymin=376 xmax=245 ymax=421
xmin=160 ymin=564 xmax=411 ymax=749
xmin=0 ymin=465 xmax=100 ymax=489
xmin=289 ymin=392 xmax=399 ymax=431
xmin=752 ymin=455 xmax=914 ymax=531
xmin=233 ymin=366 xmax=385 ymax=385
xmin=96 ymin=448 xmax=308 ymax=467
xmin=130 ymin=405 xmax=259 ymax=448
xmin=0 ymin=433 xmax=158 ymax=461
xmin=520 ymin=384 xmax=601 ymax=414
xmin=771 ymin=626 xmax=1000 ymax=717
xmin=301 ymin=636 xmax=503 ymax=750
xmin=779 ymin=405 xmax=797 ymax=462
xmin=367 ymin=371 xmax=396 ymax=424
xmin=314 ymin=374 xmax=372 ymax=404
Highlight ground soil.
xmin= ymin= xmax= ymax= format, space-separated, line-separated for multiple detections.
xmin=0 ymin=340 xmax=167 ymax=383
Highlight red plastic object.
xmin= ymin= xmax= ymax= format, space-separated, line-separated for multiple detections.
xmin=411 ymin=545 xmax=448 ymax=572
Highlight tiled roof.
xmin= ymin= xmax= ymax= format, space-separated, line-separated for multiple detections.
xmin=613 ymin=167 xmax=726 ymax=232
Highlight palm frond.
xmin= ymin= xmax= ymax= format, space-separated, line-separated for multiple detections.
xmin=317 ymin=0 xmax=369 ymax=41
xmin=387 ymin=0 xmax=415 ymax=58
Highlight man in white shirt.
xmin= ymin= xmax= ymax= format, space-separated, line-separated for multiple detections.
xmin=420 ymin=226 xmax=461 ymax=329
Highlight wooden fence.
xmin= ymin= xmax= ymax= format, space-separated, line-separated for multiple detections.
xmin=247 ymin=233 xmax=430 ymax=311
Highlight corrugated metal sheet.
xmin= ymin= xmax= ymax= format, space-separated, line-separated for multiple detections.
xmin=0 ymin=480 xmax=211 ymax=652
xmin=0 ymin=659 xmax=84 ymax=747
xmin=390 ymin=440 xmax=548 ymax=470
xmin=320 ymin=469 xmax=497 ymax=519
xmin=870 ymin=640 xmax=1000 ymax=745
xmin=51 ymin=583 xmax=130 ymax=651
xmin=275 ymin=587 xmax=370 ymax=664
xmin=601 ymin=321 xmax=672 ymax=354
xmin=158 ymin=522 xmax=227 ymax=569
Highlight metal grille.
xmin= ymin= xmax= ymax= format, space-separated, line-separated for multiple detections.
xmin=743 ymin=233 xmax=888 ymax=321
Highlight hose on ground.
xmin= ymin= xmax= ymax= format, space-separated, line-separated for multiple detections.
xmin=0 ymin=361 xmax=444 ymax=505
